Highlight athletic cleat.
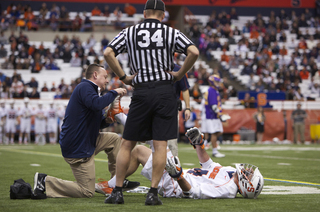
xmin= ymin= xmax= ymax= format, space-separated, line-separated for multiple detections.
xmin=95 ymin=178 xmax=140 ymax=196
xmin=95 ymin=178 xmax=113 ymax=196
xmin=106 ymin=96 xmax=123 ymax=122
xmin=31 ymin=172 xmax=47 ymax=199
xmin=104 ymin=190 xmax=124 ymax=204
xmin=212 ymin=152 xmax=225 ymax=158
xmin=145 ymin=193 xmax=162 ymax=205
xmin=122 ymin=179 xmax=140 ymax=191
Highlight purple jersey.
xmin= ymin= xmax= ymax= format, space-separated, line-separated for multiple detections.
xmin=204 ymin=86 xmax=222 ymax=119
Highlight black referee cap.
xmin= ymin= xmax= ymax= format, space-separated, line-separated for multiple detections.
xmin=144 ymin=0 xmax=165 ymax=12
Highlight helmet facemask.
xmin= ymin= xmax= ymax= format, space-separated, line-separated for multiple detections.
xmin=235 ymin=163 xmax=264 ymax=199
xmin=208 ymin=75 xmax=221 ymax=88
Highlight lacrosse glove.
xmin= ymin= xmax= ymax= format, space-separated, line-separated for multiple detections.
xmin=185 ymin=127 xmax=204 ymax=149
xmin=220 ymin=114 xmax=231 ymax=122
xmin=165 ymin=156 xmax=183 ymax=180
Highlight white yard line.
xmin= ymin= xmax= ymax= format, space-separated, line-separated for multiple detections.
xmin=0 ymin=147 xmax=109 ymax=162
xmin=220 ymin=146 xmax=320 ymax=151
xmin=232 ymin=153 xmax=320 ymax=161
xmin=1 ymin=146 xmax=319 ymax=163
xmin=180 ymin=146 xmax=320 ymax=151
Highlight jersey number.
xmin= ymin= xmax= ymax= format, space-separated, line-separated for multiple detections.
xmin=187 ymin=168 xmax=208 ymax=176
xmin=187 ymin=167 xmax=222 ymax=179
xmin=208 ymin=166 xmax=222 ymax=180
xmin=137 ymin=29 xmax=164 ymax=48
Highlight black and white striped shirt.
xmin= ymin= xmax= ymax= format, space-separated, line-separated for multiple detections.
xmin=108 ymin=19 xmax=194 ymax=84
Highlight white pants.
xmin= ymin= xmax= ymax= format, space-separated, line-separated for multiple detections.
xmin=141 ymin=151 xmax=183 ymax=198
xmin=35 ymin=119 xmax=46 ymax=134
xmin=201 ymin=119 xmax=223 ymax=134
xmin=20 ymin=118 xmax=31 ymax=133
xmin=47 ymin=119 xmax=58 ymax=133
xmin=5 ymin=121 xmax=16 ymax=133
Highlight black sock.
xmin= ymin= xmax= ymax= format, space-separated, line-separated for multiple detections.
xmin=114 ymin=186 xmax=122 ymax=192
xmin=149 ymin=187 xmax=158 ymax=195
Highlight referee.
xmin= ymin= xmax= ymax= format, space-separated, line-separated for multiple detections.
xmin=104 ymin=0 xmax=199 ymax=205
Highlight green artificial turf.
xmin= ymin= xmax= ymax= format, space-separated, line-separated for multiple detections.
xmin=0 ymin=143 xmax=319 ymax=212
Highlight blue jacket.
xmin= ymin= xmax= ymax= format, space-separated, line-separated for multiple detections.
xmin=59 ymin=79 xmax=118 ymax=158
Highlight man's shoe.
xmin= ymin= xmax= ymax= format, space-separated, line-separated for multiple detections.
xmin=145 ymin=193 xmax=162 ymax=205
xmin=122 ymin=179 xmax=140 ymax=191
xmin=33 ymin=172 xmax=47 ymax=192
xmin=31 ymin=188 xmax=47 ymax=199
xmin=95 ymin=178 xmax=113 ymax=196
xmin=212 ymin=152 xmax=225 ymax=158
xmin=104 ymin=190 xmax=124 ymax=204
xmin=31 ymin=172 xmax=47 ymax=199
xmin=107 ymin=96 xmax=123 ymax=121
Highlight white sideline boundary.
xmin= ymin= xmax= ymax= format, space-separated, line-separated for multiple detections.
xmin=1 ymin=145 xmax=320 ymax=162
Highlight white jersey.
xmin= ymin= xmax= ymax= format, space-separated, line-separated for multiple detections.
xmin=5 ymin=108 xmax=18 ymax=122
xmin=5 ymin=108 xmax=18 ymax=133
xmin=46 ymin=107 xmax=58 ymax=133
xmin=19 ymin=106 xmax=32 ymax=133
xmin=182 ymin=162 xmax=237 ymax=199
xmin=57 ymin=108 xmax=65 ymax=131
xmin=141 ymin=153 xmax=238 ymax=199
xmin=19 ymin=106 xmax=32 ymax=119
xmin=33 ymin=108 xmax=46 ymax=134
xmin=0 ymin=106 xmax=6 ymax=132
xmin=0 ymin=106 xmax=5 ymax=121
xmin=0 ymin=107 xmax=5 ymax=118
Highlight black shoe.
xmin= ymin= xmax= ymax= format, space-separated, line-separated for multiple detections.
xmin=33 ymin=172 xmax=47 ymax=192
xmin=145 ymin=193 xmax=162 ymax=206
xmin=31 ymin=172 xmax=47 ymax=199
xmin=122 ymin=179 xmax=140 ymax=191
xmin=31 ymin=188 xmax=47 ymax=199
xmin=104 ymin=190 xmax=124 ymax=204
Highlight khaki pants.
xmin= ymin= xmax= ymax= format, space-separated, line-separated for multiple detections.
xmin=293 ymin=123 xmax=305 ymax=144
xmin=46 ymin=132 xmax=121 ymax=198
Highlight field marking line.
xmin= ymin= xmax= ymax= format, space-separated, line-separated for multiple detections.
xmin=232 ymin=153 xmax=320 ymax=162
xmin=0 ymin=148 xmax=109 ymax=162
xmin=2 ymin=147 xmax=320 ymax=187
xmin=265 ymin=178 xmax=320 ymax=187
xmin=220 ymin=146 xmax=320 ymax=151
xmin=180 ymin=146 xmax=320 ymax=151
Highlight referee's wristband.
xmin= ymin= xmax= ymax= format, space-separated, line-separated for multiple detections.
xmin=119 ymin=74 xmax=126 ymax=80
xmin=185 ymin=108 xmax=191 ymax=111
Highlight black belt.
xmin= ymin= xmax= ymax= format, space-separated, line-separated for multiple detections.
xmin=134 ymin=80 xmax=173 ymax=89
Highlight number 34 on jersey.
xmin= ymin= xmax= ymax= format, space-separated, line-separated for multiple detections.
xmin=137 ymin=28 xmax=165 ymax=50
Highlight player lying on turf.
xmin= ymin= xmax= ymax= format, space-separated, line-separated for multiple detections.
xmin=98 ymin=127 xmax=264 ymax=201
